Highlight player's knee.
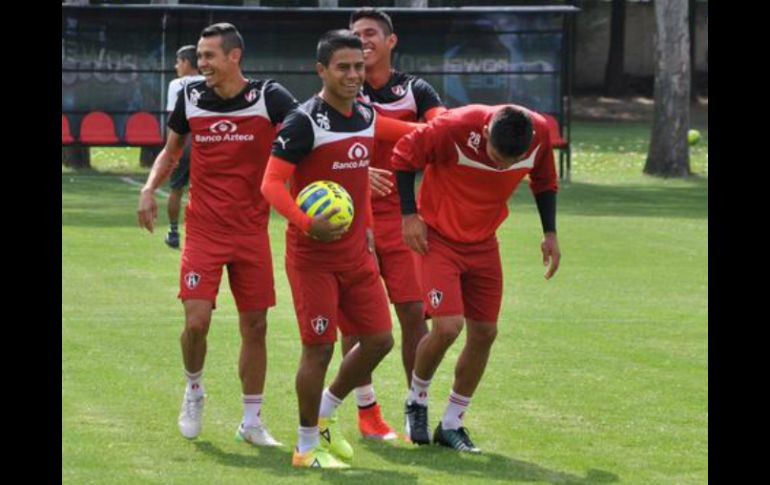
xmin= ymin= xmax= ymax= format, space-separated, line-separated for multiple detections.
xmin=375 ymin=332 xmax=395 ymax=356
xmin=468 ymin=324 xmax=497 ymax=347
xmin=302 ymin=344 xmax=334 ymax=369
xmin=360 ymin=332 xmax=394 ymax=357
xmin=433 ymin=319 xmax=463 ymax=345
xmin=239 ymin=312 xmax=267 ymax=339
xmin=396 ymin=301 xmax=425 ymax=328
xmin=185 ymin=313 xmax=211 ymax=337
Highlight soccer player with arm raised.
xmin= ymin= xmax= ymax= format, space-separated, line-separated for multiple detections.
xmin=393 ymin=104 xmax=561 ymax=452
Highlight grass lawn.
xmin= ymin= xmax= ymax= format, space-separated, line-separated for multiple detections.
xmin=62 ymin=121 xmax=707 ymax=484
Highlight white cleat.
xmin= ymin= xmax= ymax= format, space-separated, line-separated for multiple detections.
xmin=178 ymin=394 xmax=205 ymax=439
xmin=235 ymin=423 xmax=283 ymax=447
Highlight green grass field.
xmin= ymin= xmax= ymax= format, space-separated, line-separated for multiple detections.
xmin=62 ymin=121 xmax=708 ymax=484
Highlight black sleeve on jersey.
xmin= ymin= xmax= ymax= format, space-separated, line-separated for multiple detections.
xmin=412 ymin=78 xmax=444 ymax=120
xmin=396 ymin=170 xmax=418 ymax=215
xmin=167 ymin=88 xmax=190 ymax=135
xmin=534 ymin=190 xmax=557 ymax=233
xmin=264 ymin=81 xmax=300 ymax=125
xmin=271 ymin=110 xmax=314 ymax=164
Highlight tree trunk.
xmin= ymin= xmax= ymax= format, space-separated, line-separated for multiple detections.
xmin=62 ymin=146 xmax=91 ymax=169
xmin=603 ymin=0 xmax=627 ymax=97
xmin=140 ymin=147 xmax=161 ymax=168
xmin=644 ymin=0 xmax=691 ymax=178
xmin=689 ymin=0 xmax=698 ymax=101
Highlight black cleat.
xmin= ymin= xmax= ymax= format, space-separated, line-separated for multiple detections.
xmin=404 ymin=401 xmax=430 ymax=445
xmin=433 ymin=423 xmax=481 ymax=454
xmin=165 ymin=230 xmax=180 ymax=249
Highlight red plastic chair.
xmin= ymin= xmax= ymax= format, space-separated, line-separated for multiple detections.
xmin=79 ymin=111 xmax=119 ymax=145
xmin=124 ymin=112 xmax=163 ymax=145
xmin=62 ymin=114 xmax=74 ymax=145
xmin=541 ymin=112 xmax=571 ymax=181
xmin=542 ymin=113 xmax=568 ymax=149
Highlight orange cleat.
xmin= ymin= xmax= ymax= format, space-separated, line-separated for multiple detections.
xmin=358 ymin=403 xmax=398 ymax=440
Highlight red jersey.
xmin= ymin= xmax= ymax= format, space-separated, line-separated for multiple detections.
xmin=391 ymin=104 xmax=558 ymax=244
xmin=360 ymin=73 xmax=443 ymax=218
xmin=168 ymin=79 xmax=298 ymax=234
xmin=271 ymin=96 xmax=376 ymax=271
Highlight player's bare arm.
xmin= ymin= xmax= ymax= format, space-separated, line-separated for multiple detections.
xmin=137 ymin=129 xmax=186 ymax=233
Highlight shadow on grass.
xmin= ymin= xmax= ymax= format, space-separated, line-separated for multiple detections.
xmin=359 ymin=439 xmax=619 ymax=484
xmin=192 ymin=440 xmax=419 ymax=484
xmin=511 ymin=176 xmax=707 ymax=220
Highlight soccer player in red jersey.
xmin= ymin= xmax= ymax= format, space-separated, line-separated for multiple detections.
xmin=260 ymin=30 xmax=421 ymax=468
xmin=136 ymin=23 xmax=298 ymax=446
xmin=392 ymin=104 xmax=561 ymax=453
xmin=342 ymin=7 xmax=447 ymax=441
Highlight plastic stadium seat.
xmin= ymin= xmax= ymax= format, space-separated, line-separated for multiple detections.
xmin=542 ymin=112 xmax=568 ymax=148
xmin=62 ymin=114 xmax=74 ymax=145
xmin=541 ymin=112 xmax=571 ymax=181
xmin=124 ymin=111 xmax=163 ymax=145
xmin=79 ymin=111 xmax=119 ymax=145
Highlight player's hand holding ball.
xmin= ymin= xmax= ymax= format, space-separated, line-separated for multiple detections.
xmin=297 ymin=180 xmax=354 ymax=242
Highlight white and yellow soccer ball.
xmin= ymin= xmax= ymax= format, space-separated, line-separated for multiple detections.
xmin=296 ymin=180 xmax=354 ymax=232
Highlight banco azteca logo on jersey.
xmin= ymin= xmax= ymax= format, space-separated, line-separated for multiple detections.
xmin=311 ymin=315 xmax=329 ymax=336
xmin=428 ymin=288 xmax=443 ymax=309
xmin=332 ymin=142 xmax=370 ymax=170
xmin=195 ymin=120 xmax=255 ymax=143
xmin=210 ymin=120 xmax=237 ymax=134
xmin=348 ymin=142 xmax=368 ymax=160
xmin=185 ymin=272 xmax=201 ymax=290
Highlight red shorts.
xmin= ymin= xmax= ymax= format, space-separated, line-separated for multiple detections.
xmin=178 ymin=225 xmax=276 ymax=312
xmin=374 ymin=215 xmax=423 ymax=303
xmin=286 ymin=255 xmax=392 ymax=345
xmin=419 ymin=228 xmax=503 ymax=323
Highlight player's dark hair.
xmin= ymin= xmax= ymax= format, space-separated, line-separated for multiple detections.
xmin=200 ymin=22 xmax=244 ymax=55
xmin=316 ymin=29 xmax=363 ymax=66
xmin=176 ymin=45 xmax=198 ymax=69
xmin=349 ymin=7 xmax=394 ymax=36
xmin=489 ymin=106 xmax=534 ymax=158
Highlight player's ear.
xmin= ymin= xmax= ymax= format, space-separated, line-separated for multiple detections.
xmin=387 ymin=33 xmax=398 ymax=50
xmin=315 ymin=62 xmax=325 ymax=77
xmin=482 ymin=124 xmax=490 ymax=139
xmin=229 ymin=47 xmax=243 ymax=65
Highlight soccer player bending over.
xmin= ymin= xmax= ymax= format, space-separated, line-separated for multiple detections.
xmin=137 ymin=23 xmax=298 ymax=447
xmin=393 ymin=104 xmax=561 ymax=453
xmin=261 ymin=30 xmax=421 ymax=468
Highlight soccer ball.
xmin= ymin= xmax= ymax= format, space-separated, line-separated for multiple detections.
xmin=296 ymin=180 xmax=354 ymax=231
xmin=687 ymin=129 xmax=701 ymax=146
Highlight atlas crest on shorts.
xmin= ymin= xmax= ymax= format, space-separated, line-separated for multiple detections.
xmin=185 ymin=272 xmax=201 ymax=289
xmin=428 ymin=288 xmax=443 ymax=308
xmin=311 ymin=315 xmax=329 ymax=335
